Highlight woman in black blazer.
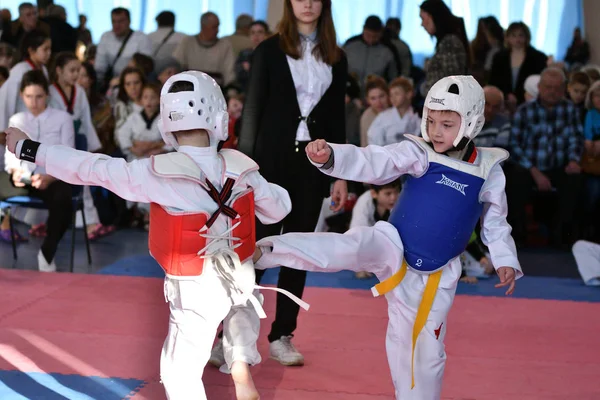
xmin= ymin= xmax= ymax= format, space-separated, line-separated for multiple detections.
xmin=488 ymin=22 xmax=547 ymax=110
xmin=237 ymin=0 xmax=348 ymax=366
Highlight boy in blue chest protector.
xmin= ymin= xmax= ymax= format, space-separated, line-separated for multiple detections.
xmin=252 ymin=76 xmax=522 ymax=400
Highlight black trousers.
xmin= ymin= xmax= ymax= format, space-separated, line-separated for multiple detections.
xmin=0 ymin=171 xmax=72 ymax=262
xmin=255 ymin=142 xmax=327 ymax=342
xmin=503 ymin=162 xmax=582 ymax=246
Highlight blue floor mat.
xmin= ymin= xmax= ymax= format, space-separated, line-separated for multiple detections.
xmin=96 ymin=254 xmax=600 ymax=302
xmin=0 ymin=371 xmax=145 ymax=400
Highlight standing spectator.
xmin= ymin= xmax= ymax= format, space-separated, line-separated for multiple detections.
xmin=234 ymin=0 xmax=348 ymax=366
xmin=224 ymin=14 xmax=254 ymax=59
xmin=172 ymin=12 xmax=235 ymax=87
xmin=41 ymin=5 xmax=77 ymax=54
xmin=147 ymin=11 xmax=185 ymax=64
xmin=419 ymin=0 xmax=470 ymax=96
xmin=95 ymin=8 xmax=152 ymax=90
xmin=383 ymin=17 xmax=413 ymax=78
xmin=0 ymin=3 xmax=50 ymax=53
xmin=77 ymin=14 xmax=92 ymax=46
xmin=470 ymin=16 xmax=504 ymax=84
xmin=505 ymin=67 xmax=584 ymax=247
xmin=488 ymin=22 xmax=547 ymax=111
xmin=565 ymin=28 xmax=590 ymax=70
xmin=235 ymin=20 xmax=270 ymax=92
xmin=344 ymin=16 xmax=398 ymax=90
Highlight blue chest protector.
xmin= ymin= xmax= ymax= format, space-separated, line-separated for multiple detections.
xmin=388 ymin=135 xmax=508 ymax=273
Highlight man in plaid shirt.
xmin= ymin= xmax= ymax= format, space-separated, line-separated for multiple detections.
xmin=505 ymin=67 xmax=584 ymax=247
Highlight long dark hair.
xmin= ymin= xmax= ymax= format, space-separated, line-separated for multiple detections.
xmin=420 ymin=0 xmax=471 ymax=66
xmin=20 ymin=29 xmax=49 ymax=62
xmin=278 ymin=0 xmax=341 ymax=65
xmin=50 ymin=51 xmax=78 ymax=83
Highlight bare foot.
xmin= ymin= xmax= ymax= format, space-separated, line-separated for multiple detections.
xmin=231 ymin=361 xmax=259 ymax=400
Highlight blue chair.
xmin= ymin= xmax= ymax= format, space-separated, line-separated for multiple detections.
xmin=0 ymin=134 xmax=92 ymax=272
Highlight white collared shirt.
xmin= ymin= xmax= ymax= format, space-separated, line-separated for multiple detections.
xmin=95 ymin=30 xmax=153 ymax=81
xmin=5 ymin=108 xmax=74 ymax=176
xmin=286 ymin=34 xmax=332 ymax=142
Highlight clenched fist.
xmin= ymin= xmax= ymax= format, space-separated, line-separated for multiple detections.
xmin=5 ymin=127 xmax=31 ymax=154
xmin=305 ymin=139 xmax=332 ymax=164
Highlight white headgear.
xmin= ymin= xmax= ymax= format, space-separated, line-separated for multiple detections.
xmin=159 ymin=71 xmax=229 ymax=149
xmin=421 ymin=75 xmax=485 ymax=148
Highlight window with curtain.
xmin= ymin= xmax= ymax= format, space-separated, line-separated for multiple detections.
xmin=330 ymin=0 xmax=583 ymax=67
xmin=2 ymin=0 xmax=582 ymax=65
xmin=2 ymin=0 xmax=269 ymax=43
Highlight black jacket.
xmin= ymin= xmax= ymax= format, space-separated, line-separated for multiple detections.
xmin=488 ymin=46 xmax=547 ymax=105
xmin=238 ymin=34 xmax=348 ymax=196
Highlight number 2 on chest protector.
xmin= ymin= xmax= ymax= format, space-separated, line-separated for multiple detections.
xmin=415 ymin=259 xmax=423 ymax=267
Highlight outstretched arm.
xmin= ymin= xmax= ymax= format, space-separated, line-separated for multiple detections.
xmin=6 ymin=127 xmax=157 ymax=204
xmin=305 ymin=138 xmax=427 ymax=185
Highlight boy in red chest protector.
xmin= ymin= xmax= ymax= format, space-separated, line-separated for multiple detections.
xmin=5 ymin=71 xmax=307 ymax=400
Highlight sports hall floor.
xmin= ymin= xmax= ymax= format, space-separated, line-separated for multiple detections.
xmin=0 ymin=225 xmax=599 ymax=399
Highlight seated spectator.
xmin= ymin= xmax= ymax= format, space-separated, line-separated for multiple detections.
xmin=116 ymin=82 xmax=165 ymax=231
xmin=581 ymin=81 xmax=600 ymax=238
xmin=172 ymin=12 xmax=235 ymax=87
xmin=0 ymin=42 xmax=16 ymax=68
xmin=350 ymin=180 xmax=401 ymax=278
xmin=127 ymin=52 xmax=154 ymax=81
xmin=154 ymin=57 xmax=181 ymax=86
xmin=367 ymin=77 xmax=420 ymax=146
xmin=221 ymin=93 xmax=244 ymax=149
xmin=505 ymin=67 xmax=584 ymax=248
xmin=473 ymin=85 xmax=510 ymax=148
xmin=567 ymin=71 xmax=591 ymax=122
xmin=113 ymin=67 xmax=145 ymax=132
xmin=1 ymin=70 xmax=73 ymax=271
xmin=523 ymin=74 xmax=540 ymax=102
xmin=360 ymin=75 xmax=390 ymax=147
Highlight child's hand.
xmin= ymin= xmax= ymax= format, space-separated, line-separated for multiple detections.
xmin=5 ymin=127 xmax=31 ymax=154
xmin=479 ymin=256 xmax=494 ymax=275
xmin=330 ymin=179 xmax=347 ymax=212
xmin=305 ymin=139 xmax=331 ymax=164
xmin=495 ymin=267 xmax=516 ymax=295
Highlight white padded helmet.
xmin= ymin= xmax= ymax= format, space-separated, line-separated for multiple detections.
xmin=159 ymin=71 xmax=229 ymax=149
xmin=421 ymin=75 xmax=485 ymax=148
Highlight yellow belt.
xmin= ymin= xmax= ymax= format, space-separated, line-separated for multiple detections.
xmin=372 ymin=259 xmax=443 ymax=389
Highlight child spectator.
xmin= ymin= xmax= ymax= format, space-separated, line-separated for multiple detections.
xmin=568 ymin=71 xmax=591 ymax=123
xmin=360 ymin=76 xmax=389 ymax=147
xmin=351 ymin=180 xmax=401 ymax=278
xmin=367 ymin=77 xmax=420 ymax=146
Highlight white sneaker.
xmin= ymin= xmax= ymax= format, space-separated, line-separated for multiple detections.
xmin=208 ymin=339 xmax=225 ymax=368
xmin=269 ymin=336 xmax=304 ymax=366
xmin=37 ymin=250 xmax=57 ymax=273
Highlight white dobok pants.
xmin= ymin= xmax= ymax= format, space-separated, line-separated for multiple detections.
xmin=256 ymin=221 xmax=462 ymax=400
xmin=159 ymin=258 xmax=261 ymax=400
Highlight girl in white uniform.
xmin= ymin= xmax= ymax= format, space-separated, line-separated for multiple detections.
xmin=254 ymin=76 xmax=522 ymax=400
xmin=49 ymin=52 xmax=103 ymax=238
xmin=0 ymin=29 xmax=51 ymax=131
xmin=5 ymin=71 xmax=307 ymax=400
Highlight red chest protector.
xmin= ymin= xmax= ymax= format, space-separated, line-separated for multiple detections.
xmin=148 ymin=149 xmax=258 ymax=277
